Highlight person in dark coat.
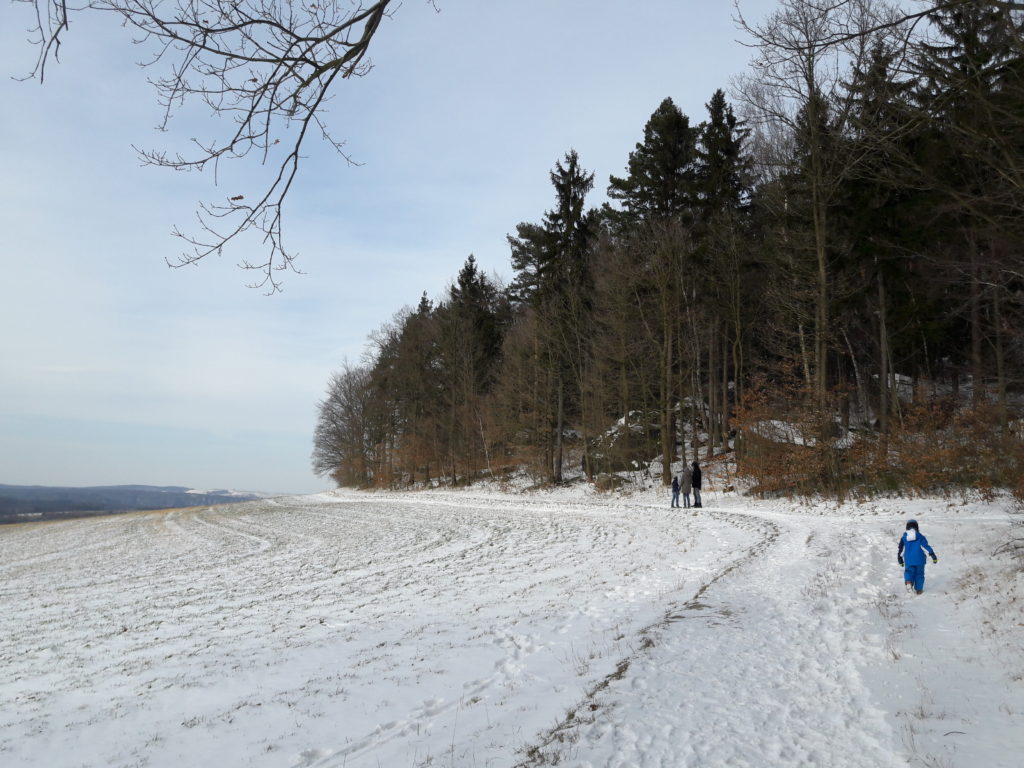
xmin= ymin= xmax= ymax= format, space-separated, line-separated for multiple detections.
xmin=898 ymin=519 xmax=938 ymax=595
xmin=681 ymin=465 xmax=692 ymax=508
xmin=671 ymin=475 xmax=680 ymax=508
xmin=691 ymin=461 xmax=702 ymax=508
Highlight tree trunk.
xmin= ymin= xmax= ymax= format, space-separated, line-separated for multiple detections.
xmin=721 ymin=330 xmax=730 ymax=451
xmin=878 ymin=272 xmax=889 ymax=436
xmin=799 ymin=324 xmax=812 ymax=390
xmin=553 ymin=373 xmax=564 ymax=484
xmin=661 ymin=320 xmax=675 ymax=484
xmin=678 ymin=312 xmax=688 ymax=468
xmin=970 ymin=250 xmax=983 ymax=407
xmin=707 ymin=327 xmax=717 ymax=461
xmin=842 ymin=328 xmax=867 ymax=427
xmin=731 ymin=314 xmax=743 ymax=415
xmin=994 ymin=281 xmax=1007 ymax=434
xmin=813 ymin=199 xmax=829 ymax=404
xmin=621 ymin=355 xmax=631 ymax=477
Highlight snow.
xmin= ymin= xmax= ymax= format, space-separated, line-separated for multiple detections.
xmin=1 ymin=483 xmax=1021 ymax=767
xmin=747 ymin=418 xmax=856 ymax=449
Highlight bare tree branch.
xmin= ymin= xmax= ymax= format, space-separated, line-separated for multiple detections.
xmin=736 ymin=0 xmax=1024 ymax=54
xmin=15 ymin=0 xmax=428 ymax=292
xmin=778 ymin=0 xmax=947 ymax=48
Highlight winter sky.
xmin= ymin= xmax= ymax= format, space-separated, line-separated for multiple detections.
xmin=0 ymin=0 xmax=779 ymax=494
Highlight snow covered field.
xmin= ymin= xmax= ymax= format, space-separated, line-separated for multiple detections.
xmin=1 ymin=484 xmax=1021 ymax=767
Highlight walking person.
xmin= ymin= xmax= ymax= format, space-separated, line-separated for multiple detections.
xmin=671 ymin=475 xmax=680 ymax=508
xmin=691 ymin=461 xmax=702 ymax=508
xmin=681 ymin=464 xmax=692 ymax=508
xmin=898 ymin=519 xmax=938 ymax=595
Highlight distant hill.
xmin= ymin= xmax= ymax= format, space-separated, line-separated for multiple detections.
xmin=0 ymin=484 xmax=265 ymax=524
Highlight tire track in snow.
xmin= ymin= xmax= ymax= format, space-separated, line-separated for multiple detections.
xmin=515 ymin=505 xmax=780 ymax=766
xmin=0 ymin=492 xmax=740 ymax=768
xmin=263 ymin=494 xmax=726 ymax=768
xmin=518 ymin=504 xmax=906 ymax=767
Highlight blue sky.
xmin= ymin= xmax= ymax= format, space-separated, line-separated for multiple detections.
xmin=0 ymin=0 xmax=778 ymax=494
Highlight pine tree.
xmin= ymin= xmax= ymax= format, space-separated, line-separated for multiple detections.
xmin=434 ymin=256 xmax=508 ymax=482
xmin=837 ymin=41 xmax=940 ymax=434
xmin=603 ymin=98 xmax=700 ymax=480
xmin=696 ymin=89 xmax=750 ymax=218
xmin=507 ymin=150 xmax=597 ymax=483
xmin=607 ymin=97 xmax=697 ymax=225
xmin=912 ymin=1 xmax=1024 ymax=413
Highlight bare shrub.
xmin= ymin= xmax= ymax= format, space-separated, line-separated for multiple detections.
xmin=732 ymin=374 xmax=862 ymax=500
xmin=734 ymin=378 xmax=1024 ymax=501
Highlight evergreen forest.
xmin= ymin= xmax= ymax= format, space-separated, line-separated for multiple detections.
xmin=312 ymin=1 xmax=1024 ymax=500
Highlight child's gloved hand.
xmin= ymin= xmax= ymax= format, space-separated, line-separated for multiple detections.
xmin=898 ymin=556 xmax=904 ymax=566
xmin=931 ymin=553 xmax=938 ymax=563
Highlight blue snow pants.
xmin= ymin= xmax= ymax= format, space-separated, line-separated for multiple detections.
xmin=904 ymin=563 xmax=926 ymax=592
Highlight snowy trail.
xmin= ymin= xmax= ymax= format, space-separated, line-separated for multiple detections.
xmin=519 ymin=498 xmax=1023 ymax=768
xmin=521 ymin=506 xmax=902 ymax=766
xmin=1 ymin=489 xmax=1020 ymax=767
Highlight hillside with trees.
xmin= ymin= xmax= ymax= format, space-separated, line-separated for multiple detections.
xmin=313 ymin=1 xmax=1024 ymax=501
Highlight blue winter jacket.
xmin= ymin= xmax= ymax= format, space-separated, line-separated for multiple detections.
xmin=898 ymin=531 xmax=935 ymax=565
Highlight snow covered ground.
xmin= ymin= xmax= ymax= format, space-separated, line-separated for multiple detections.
xmin=1 ymin=483 xmax=1021 ymax=767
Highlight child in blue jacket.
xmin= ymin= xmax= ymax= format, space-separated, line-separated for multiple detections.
xmin=898 ymin=519 xmax=938 ymax=594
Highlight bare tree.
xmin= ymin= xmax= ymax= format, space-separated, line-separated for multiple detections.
xmin=734 ymin=1 xmax=1024 ymax=51
xmin=733 ymin=0 xmax=900 ymax=401
xmin=18 ymin=0 xmax=430 ymax=292
xmin=312 ymin=361 xmax=374 ymax=487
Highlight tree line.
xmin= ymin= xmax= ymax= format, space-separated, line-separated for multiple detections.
xmin=314 ymin=1 xmax=1024 ymax=498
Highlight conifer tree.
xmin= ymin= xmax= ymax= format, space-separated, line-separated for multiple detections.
xmin=911 ymin=0 xmax=1024 ymax=418
xmin=837 ymin=41 xmax=934 ymax=434
xmin=507 ymin=150 xmax=597 ymax=483
xmin=607 ymin=97 xmax=697 ymax=225
xmin=434 ymin=256 xmax=508 ymax=482
xmin=697 ymin=90 xmax=751 ymax=218
xmin=695 ymin=89 xmax=755 ymax=450
xmin=604 ymin=98 xmax=699 ymax=480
